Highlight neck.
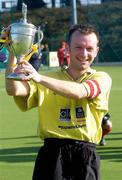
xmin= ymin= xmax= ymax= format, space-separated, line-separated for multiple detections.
xmin=66 ymin=67 xmax=89 ymax=81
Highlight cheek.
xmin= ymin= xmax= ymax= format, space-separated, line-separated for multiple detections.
xmin=70 ymin=48 xmax=80 ymax=58
xmin=90 ymin=50 xmax=98 ymax=59
xmin=69 ymin=48 xmax=76 ymax=57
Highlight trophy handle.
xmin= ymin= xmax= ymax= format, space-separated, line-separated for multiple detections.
xmin=37 ymin=27 xmax=44 ymax=46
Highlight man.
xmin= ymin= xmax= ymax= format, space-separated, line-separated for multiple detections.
xmin=100 ymin=113 xmax=112 ymax=146
xmin=28 ymin=51 xmax=41 ymax=72
xmin=5 ymin=23 xmax=112 ymax=180
xmin=57 ymin=40 xmax=70 ymax=68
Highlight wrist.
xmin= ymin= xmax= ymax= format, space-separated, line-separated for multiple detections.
xmin=32 ymin=74 xmax=42 ymax=84
xmin=37 ymin=74 xmax=42 ymax=83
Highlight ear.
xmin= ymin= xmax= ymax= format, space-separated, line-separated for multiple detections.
xmin=94 ymin=46 xmax=99 ymax=57
xmin=97 ymin=46 xmax=99 ymax=53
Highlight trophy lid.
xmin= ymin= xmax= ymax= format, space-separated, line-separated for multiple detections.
xmin=10 ymin=3 xmax=37 ymax=33
xmin=11 ymin=21 xmax=36 ymax=29
xmin=17 ymin=2 xmax=36 ymax=29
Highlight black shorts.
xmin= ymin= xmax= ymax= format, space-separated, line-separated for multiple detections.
xmin=32 ymin=138 xmax=100 ymax=180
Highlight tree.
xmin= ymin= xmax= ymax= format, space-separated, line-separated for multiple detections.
xmin=51 ymin=0 xmax=55 ymax=7
xmin=60 ymin=0 xmax=71 ymax=7
xmin=17 ymin=0 xmax=46 ymax=11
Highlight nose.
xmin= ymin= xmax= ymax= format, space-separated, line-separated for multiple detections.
xmin=81 ymin=49 xmax=87 ymax=57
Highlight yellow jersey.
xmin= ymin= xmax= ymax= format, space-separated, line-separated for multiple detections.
xmin=14 ymin=68 xmax=112 ymax=144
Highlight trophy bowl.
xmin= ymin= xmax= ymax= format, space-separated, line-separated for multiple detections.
xmin=6 ymin=3 xmax=43 ymax=80
xmin=9 ymin=22 xmax=37 ymax=57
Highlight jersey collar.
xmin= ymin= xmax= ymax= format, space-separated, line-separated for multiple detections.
xmin=63 ymin=68 xmax=96 ymax=82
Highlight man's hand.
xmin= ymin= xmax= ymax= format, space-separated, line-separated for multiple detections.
xmin=14 ymin=57 xmax=42 ymax=83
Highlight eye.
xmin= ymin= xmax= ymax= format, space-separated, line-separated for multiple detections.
xmin=87 ymin=47 xmax=94 ymax=52
xmin=75 ymin=46 xmax=82 ymax=49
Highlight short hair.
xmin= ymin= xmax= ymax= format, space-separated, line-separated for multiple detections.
xmin=67 ymin=23 xmax=100 ymax=46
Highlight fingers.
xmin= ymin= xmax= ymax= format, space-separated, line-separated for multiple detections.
xmin=13 ymin=58 xmax=39 ymax=81
xmin=16 ymin=59 xmax=35 ymax=75
xmin=17 ymin=58 xmax=28 ymax=66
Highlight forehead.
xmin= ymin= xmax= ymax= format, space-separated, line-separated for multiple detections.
xmin=71 ymin=30 xmax=98 ymax=46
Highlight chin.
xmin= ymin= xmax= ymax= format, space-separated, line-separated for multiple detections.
xmin=79 ymin=65 xmax=87 ymax=70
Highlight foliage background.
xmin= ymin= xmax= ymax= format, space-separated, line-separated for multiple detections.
xmin=0 ymin=1 xmax=121 ymax=62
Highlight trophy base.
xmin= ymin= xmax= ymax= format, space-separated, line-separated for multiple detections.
xmin=7 ymin=72 xmax=29 ymax=80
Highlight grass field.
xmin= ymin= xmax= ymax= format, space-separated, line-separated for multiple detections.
xmin=0 ymin=66 xmax=122 ymax=180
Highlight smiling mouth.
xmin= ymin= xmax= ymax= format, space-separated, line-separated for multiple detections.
xmin=76 ymin=57 xmax=87 ymax=63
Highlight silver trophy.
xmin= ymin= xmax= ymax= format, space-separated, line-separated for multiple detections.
xmin=6 ymin=3 xmax=43 ymax=80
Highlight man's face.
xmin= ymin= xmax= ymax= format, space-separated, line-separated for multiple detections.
xmin=69 ymin=31 xmax=99 ymax=71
